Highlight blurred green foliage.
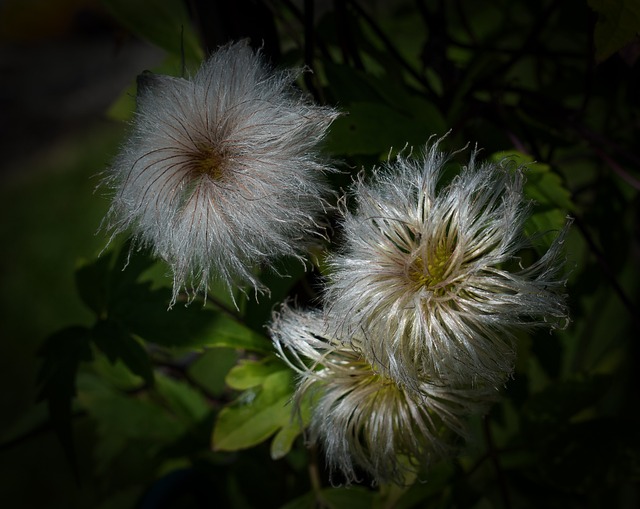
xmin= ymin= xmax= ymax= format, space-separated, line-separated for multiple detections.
xmin=1 ymin=0 xmax=638 ymax=508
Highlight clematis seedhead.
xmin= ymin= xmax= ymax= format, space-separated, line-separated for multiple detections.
xmin=271 ymin=304 xmax=498 ymax=485
xmin=325 ymin=139 xmax=570 ymax=386
xmin=102 ymin=41 xmax=339 ymax=305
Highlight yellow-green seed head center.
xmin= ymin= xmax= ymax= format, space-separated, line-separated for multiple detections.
xmin=409 ymin=241 xmax=452 ymax=291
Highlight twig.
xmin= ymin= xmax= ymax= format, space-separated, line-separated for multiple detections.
xmin=347 ymin=0 xmax=437 ymax=98
xmin=334 ymin=0 xmax=364 ymax=69
xmin=0 ymin=410 xmax=87 ymax=454
xmin=573 ymin=214 xmax=640 ymax=333
xmin=592 ymin=146 xmax=640 ymax=191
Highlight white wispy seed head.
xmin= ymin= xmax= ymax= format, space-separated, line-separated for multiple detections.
xmin=325 ymin=139 xmax=569 ymax=386
xmin=103 ymin=41 xmax=339 ymax=304
xmin=270 ymin=304 xmax=498 ymax=485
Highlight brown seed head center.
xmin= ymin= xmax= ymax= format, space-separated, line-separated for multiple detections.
xmin=190 ymin=143 xmax=227 ymax=180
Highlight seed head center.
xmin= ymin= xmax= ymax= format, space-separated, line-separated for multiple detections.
xmin=409 ymin=241 xmax=452 ymax=291
xmin=190 ymin=143 xmax=227 ymax=180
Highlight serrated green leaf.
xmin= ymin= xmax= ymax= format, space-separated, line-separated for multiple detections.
xmin=90 ymin=351 xmax=145 ymax=391
xmin=524 ymin=208 xmax=569 ymax=249
xmin=191 ymin=311 xmax=273 ymax=352
xmin=588 ymin=0 xmax=640 ymax=62
xmin=154 ymin=372 xmax=211 ymax=423
xmin=525 ymin=171 xmax=575 ymax=212
xmin=213 ymin=370 xmax=294 ymax=451
xmin=92 ymin=319 xmax=155 ymax=387
xmin=80 ymin=245 xmax=271 ymax=353
xmin=108 ymin=276 xmax=271 ymax=353
xmin=241 ymin=255 xmax=307 ymax=331
xmin=77 ymin=373 xmax=188 ymax=471
xmin=326 ymin=54 xmax=447 ymax=143
xmin=108 ymin=242 xmax=157 ymax=299
xmin=489 ymin=151 xmax=572 ymax=256
xmin=225 ymin=357 xmax=286 ymax=390
xmin=491 ymin=150 xmax=575 ymax=212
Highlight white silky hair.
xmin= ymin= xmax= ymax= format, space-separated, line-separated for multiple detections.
xmin=270 ymin=305 xmax=499 ymax=485
xmin=102 ymin=40 xmax=339 ymax=305
xmin=324 ymin=139 xmax=570 ymax=387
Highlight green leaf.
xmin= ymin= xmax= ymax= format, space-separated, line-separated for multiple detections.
xmin=270 ymin=421 xmax=303 ymax=461
xmin=326 ymin=102 xmax=441 ymax=156
xmin=79 ymin=245 xmax=272 ymax=353
xmin=121 ymin=295 xmax=272 ymax=352
xmin=75 ymin=241 xmax=155 ymax=316
xmin=154 ymin=372 xmax=211 ymax=423
xmin=489 ymin=151 xmax=573 ymax=254
xmin=92 ymin=319 xmax=155 ymax=387
xmin=212 ymin=370 xmax=294 ymax=452
xmin=491 ymin=150 xmax=575 ymax=212
xmin=279 ymin=492 xmax=315 ymax=509
xmin=105 ymin=81 xmax=137 ymax=122
xmin=90 ymin=351 xmax=145 ymax=391
xmin=270 ymin=390 xmax=312 ymax=460
xmin=76 ymin=373 xmax=187 ymax=471
xmin=187 ymin=348 xmax=238 ymax=397
xmin=107 ymin=242 xmax=158 ymax=299
xmin=588 ymin=0 xmax=640 ymax=62
xmin=322 ymin=62 xmax=445 ymax=157
xmin=36 ymin=326 xmax=94 ymax=475
xmin=189 ymin=311 xmax=272 ymax=352
xmin=75 ymin=254 xmax=112 ymax=317
xmin=225 ymin=357 xmax=286 ymax=390
xmin=100 ymin=0 xmax=204 ymax=67
xmin=107 ymin=251 xmax=271 ymax=352
xmin=241 ymin=255 xmax=307 ymax=331
xmin=524 ymin=169 xmax=575 ymax=213
xmin=524 ymin=208 xmax=569 ymax=252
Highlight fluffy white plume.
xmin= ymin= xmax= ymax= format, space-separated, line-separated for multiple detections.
xmin=325 ymin=139 xmax=569 ymax=386
xmin=103 ymin=41 xmax=339 ymax=304
xmin=270 ymin=305 xmax=498 ymax=485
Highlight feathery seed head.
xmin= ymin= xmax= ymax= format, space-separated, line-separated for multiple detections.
xmin=102 ymin=41 xmax=339 ymax=305
xmin=270 ymin=305 xmax=498 ymax=485
xmin=325 ymin=139 xmax=570 ymax=386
